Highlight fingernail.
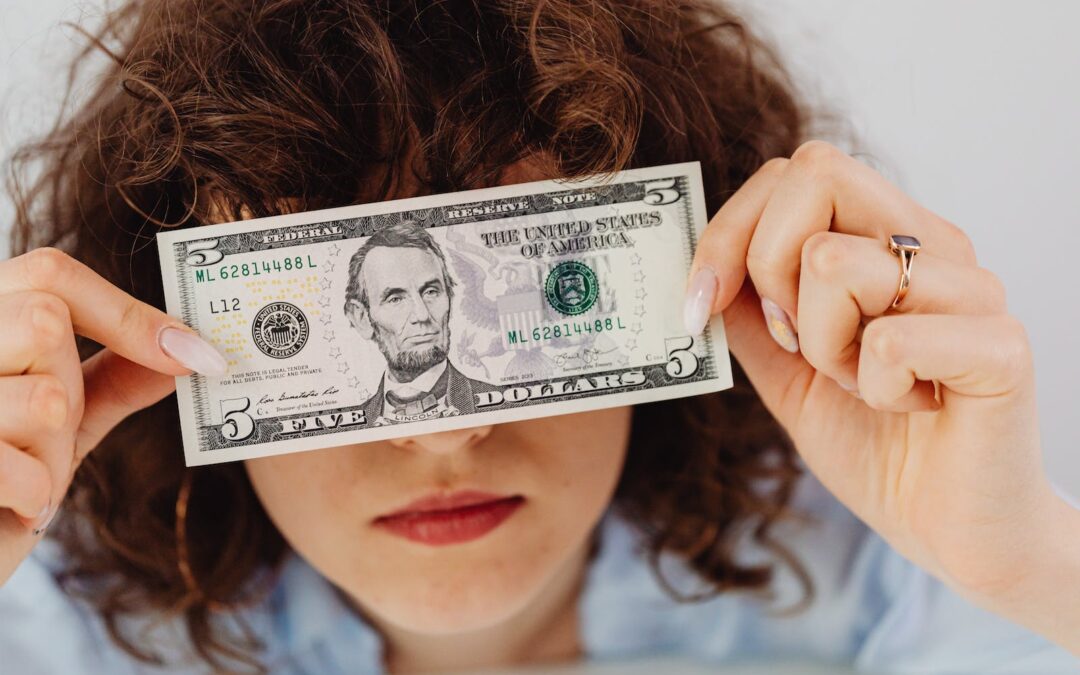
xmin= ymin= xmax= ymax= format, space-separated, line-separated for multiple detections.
xmin=158 ymin=327 xmax=229 ymax=377
xmin=31 ymin=499 xmax=54 ymax=536
xmin=760 ymin=297 xmax=799 ymax=353
xmin=683 ymin=267 xmax=718 ymax=336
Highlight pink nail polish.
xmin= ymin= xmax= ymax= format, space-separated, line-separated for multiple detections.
xmin=683 ymin=267 xmax=718 ymax=336
xmin=158 ymin=327 xmax=229 ymax=377
xmin=760 ymin=297 xmax=800 ymax=353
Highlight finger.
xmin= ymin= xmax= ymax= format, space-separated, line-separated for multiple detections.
xmin=690 ymin=157 xmax=818 ymax=431
xmin=746 ymin=141 xmax=979 ymax=332
xmin=0 ymin=440 xmax=52 ymax=522
xmin=76 ymin=349 xmax=177 ymax=460
xmin=719 ymin=276 xmax=819 ymax=429
xmin=0 ymin=375 xmax=69 ymax=445
xmin=0 ymin=248 xmax=220 ymax=376
xmin=685 ymin=157 xmax=789 ymax=329
xmin=3 ymin=293 xmax=87 ymax=529
xmin=857 ymin=313 xmax=1033 ymax=414
xmin=796 ymin=231 xmax=1009 ymax=390
xmin=0 ymin=290 xmax=80 ymax=375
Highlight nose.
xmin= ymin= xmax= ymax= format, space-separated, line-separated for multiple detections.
xmin=388 ymin=425 xmax=495 ymax=454
xmin=406 ymin=291 xmax=434 ymax=324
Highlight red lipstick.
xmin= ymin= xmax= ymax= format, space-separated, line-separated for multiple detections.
xmin=373 ymin=491 xmax=525 ymax=546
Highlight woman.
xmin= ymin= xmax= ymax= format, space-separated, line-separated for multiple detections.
xmin=1 ymin=0 xmax=1077 ymax=672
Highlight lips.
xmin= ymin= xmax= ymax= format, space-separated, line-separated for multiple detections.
xmin=373 ymin=491 xmax=525 ymax=546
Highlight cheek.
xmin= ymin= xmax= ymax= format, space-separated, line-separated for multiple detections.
xmin=526 ymin=407 xmax=632 ymax=530
xmin=432 ymin=294 xmax=450 ymax=323
xmin=371 ymin=308 xmax=391 ymax=332
xmin=243 ymin=450 xmax=362 ymax=554
xmin=371 ymin=304 xmax=405 ymax=333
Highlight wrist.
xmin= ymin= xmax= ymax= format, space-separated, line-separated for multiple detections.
xmin=966 ymin=486 xmax=1080 ymax=654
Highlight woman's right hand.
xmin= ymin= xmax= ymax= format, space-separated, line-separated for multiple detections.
xmin=0 ymin=247 xmax=227 ymax=587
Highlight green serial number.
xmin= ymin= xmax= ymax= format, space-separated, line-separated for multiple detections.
xmin=507 ymin=316 xmax=626 ymax=345
xmin=194 ymin=255 xmax=316 ymax=283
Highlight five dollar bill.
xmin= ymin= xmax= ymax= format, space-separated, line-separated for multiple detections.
xmin=157 ymin=162 xmax=733 ymax=466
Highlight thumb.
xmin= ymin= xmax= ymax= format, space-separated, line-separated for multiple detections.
xmin=720 ymin=278 xmax=813 ymax=430
xmin=76 ymin=349 xmax=177 ymax=459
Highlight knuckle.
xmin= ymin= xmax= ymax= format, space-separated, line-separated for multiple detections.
xmin=22 ymin=247 xmax=72 ymax=289
xmin=790 ymin=140 xmax=846 ymax=180
xmin=941 ymin=221 xmax=977 ymax=264
xmin=863 ymin=320 xmax=904 ymax=364
xmin=745 ymin=237 xmax=788 ymax=281
xmin=22 ymin=292 xmax=71 ymax=350
xmin=802 ymin=232 xmax=846 ymax=281
xmin=744 ymin=248 xmax=769 ymax=278
xmin=30 ymin=376 xmax=69 ymax=432
xmin=760 ymin=157 xmax=790 ymax=176
xmin=975 ymin=267 xmax=1009 ymax=311
xmin=745 ymin=249 xmax=782 ymax=288
xmin=995 ymin=315 xmax=1033 ymax=379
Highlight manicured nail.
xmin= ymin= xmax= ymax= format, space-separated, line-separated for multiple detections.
xmin=683 ymin=267 xmax=718 ymax=336
xmin=158 ymin=327 xmax=229 ymax=377
xmin=760 ymin=297 xmax=799 ymax=353
xmin=31 ymin=499 xmax=54 ymax=536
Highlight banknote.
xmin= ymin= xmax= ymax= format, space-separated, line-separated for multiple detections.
xmin=157 ymin=162 xmax=733 ymax=466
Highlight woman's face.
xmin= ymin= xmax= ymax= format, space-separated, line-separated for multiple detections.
xmin=237 ymin=158 xmax=630 ymax=634
xmin=244 ymin=409 xmax=631 ymax=633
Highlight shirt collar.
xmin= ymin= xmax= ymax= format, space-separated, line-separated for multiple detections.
xmin=383 ymin=359 xmax=448 ymax=399
xmin=266 ymin=551 xmax=384 ymax=671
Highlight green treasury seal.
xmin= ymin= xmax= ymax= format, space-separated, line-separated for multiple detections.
xmin=545 ymin=260 xmax=599 ymax=316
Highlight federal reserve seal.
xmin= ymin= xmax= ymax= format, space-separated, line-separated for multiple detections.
xmin=544 ymin=260 xmax=599 ymax=316
xmin=252 ymin=302 xmax=309 ymax=358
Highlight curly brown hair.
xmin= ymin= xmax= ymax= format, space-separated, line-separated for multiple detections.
xmin=8 ymin=0 xmax=817 ymax=671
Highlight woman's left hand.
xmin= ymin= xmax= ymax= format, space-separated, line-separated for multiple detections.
xmin=687 ymin=141 xmax=1079 ymax=646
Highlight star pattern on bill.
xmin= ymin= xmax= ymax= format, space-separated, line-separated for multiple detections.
xmin=320 ymin=277 xmax=332 ymax=290
xmin=337 ymin=361 xmax=350 ymax=374
xmin=328 ymin=243 xmax=341 ymax=258
xmin=323 ymin=330 xmax=335 ymax=343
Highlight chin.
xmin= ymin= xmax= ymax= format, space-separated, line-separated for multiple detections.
xmin=366 ymin=558 xmax=551 ymax=635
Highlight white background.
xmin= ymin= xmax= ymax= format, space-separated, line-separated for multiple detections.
xmin=2 ymin=1 xmax=1078 ymax=497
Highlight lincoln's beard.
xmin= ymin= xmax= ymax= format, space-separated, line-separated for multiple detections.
xmin=386 ymin=343 xmax=447 ymax=382
xmin=373 ymin=321 xmax=452 ymax=383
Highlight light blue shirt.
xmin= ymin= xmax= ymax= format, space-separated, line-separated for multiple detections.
xmin=2 ymin=472 xmax=1076 ymax=674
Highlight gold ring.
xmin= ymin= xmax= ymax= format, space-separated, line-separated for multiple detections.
xmin=888 ymin=234 xmax=921 ymax=309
